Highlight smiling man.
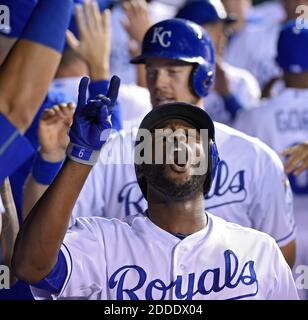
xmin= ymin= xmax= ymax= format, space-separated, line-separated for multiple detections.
xmin=12 ymin=77 xmax=298 ymax=299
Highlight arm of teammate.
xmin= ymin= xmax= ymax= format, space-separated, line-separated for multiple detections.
xmin=22 ymin=103 xmax=74 ymax=220
xmin=66 ymin=1 xmax=122 ymax=130
xmin=12 ymin=75 xmax=120 ymax=284
xmin=281 ymin=142 xmax=308 ymax=176
xmin=0 ymin=178 xmax=19 ymax=285
xmin=0 ymin=0 xmax=73 ymax=132
xmin=0 ymin=0 xmax=73 ymax=183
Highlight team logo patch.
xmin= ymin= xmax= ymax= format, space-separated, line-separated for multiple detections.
xmin=151 ymin=27 xmax=172 ymax=47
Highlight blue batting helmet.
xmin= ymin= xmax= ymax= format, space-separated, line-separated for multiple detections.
xmin=131 ymin=18 xmax=215 ymax=97
xmin=176 ymin=0 xmax=236 ymax=26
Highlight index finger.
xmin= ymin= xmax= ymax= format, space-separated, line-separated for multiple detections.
xmin=77 ymin=76 xmax=90 ymax=110
xmin=106 ymin=75 xmax=121 ymax=112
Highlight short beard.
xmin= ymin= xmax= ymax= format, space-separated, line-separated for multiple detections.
xmin=144 ymin=164 xmax=206 ymax=202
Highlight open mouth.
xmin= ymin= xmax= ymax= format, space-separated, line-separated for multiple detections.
xmin=169 ymin=149 xmax=189 ymax=173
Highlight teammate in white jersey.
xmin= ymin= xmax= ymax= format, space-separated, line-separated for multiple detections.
xmin=175 ymin=0 xmax=261 ymax=125
xmin=68 ymin=19 xmax=296 ymax=267
xmin=12 ymin=77 xmax=298 ymax=299
xmin=234 ymin=21 xmax=308 ymax=299
xmin=223 ymin=0 xmax=308 ymax=93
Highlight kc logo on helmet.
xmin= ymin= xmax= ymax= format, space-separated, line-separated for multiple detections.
xmin=151 ymin=27 xmax=172 ymax=47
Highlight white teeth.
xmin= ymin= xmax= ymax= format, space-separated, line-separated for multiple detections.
xmin=156 ymin=98 xmax=174 ymax=105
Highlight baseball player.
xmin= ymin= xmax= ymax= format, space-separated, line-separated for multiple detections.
xmin=12 ymin=77 xmax=298 ymax=300
xmin=234 ymin=20 xmax=308 ymax=299
xmin=176 ymin=0 xmax=261 ymax=125
xmin=69 ymin=19 xmax=296 ymax=267
xmin=222 ymin=0 xmax=282 ymax=91
xmin=249 ymin=0 xmax=285 ymax=25
xmin=224 ymin=0 xmax=308 ymax=95
xmin=0 ymin=0 xmax=73 ymax=184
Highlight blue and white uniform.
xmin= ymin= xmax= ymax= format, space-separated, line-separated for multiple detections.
xmin=31 ymin=214 xmax=298 ymax=300
xmin=235 ymin=87 xmax=308 ymax=299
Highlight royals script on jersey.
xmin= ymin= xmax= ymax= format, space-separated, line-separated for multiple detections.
xmin=31 ymin=214 xmax=298 ymax=300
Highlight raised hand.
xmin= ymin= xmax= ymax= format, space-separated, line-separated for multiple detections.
xmin=39 ymin=103 xmax=75 ymax=163
xmin=122 ymin=0 xmax=151 ymax=50
xmin=67 ymin=75 xmax=120 ymax=165
xmin=282 ymin=142 xmax=308 ymax=176
xmin=66 ymin=0 xmax=111 ymax=80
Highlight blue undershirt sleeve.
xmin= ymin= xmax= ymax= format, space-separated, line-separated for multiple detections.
xmin=32 ymin=250 xmax=68 ymax=294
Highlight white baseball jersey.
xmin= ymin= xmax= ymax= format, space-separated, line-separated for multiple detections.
xmin=234 ymin=87 xmax=308 ymax=298
xmin=224 ymin=21 xmax=281 ymax=89
xmin=31 ymin=214 xmax=298 ymax=300
xmin=117 ymin=84 xmax=152 ymax=129
xmin=49 ymin=77 xmax=82 ymax=103
xmin=205 ymin=62 xmax=261 ymax=125
xmin=251 ymin=0 xmax=285 ymax=25
xmin=72 ymin=122 xmax=295 ymax=248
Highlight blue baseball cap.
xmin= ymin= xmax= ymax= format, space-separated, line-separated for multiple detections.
xmin=276 ymin=20 xmax=308 ymax=73
xmin=176 ymin=0 xmax=236 ymax=25
xmin=0 ymin=0 xmax=38 ymax=38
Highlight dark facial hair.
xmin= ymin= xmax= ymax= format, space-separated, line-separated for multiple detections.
xmin=144 ymin=163 xmax=206 ymax=202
